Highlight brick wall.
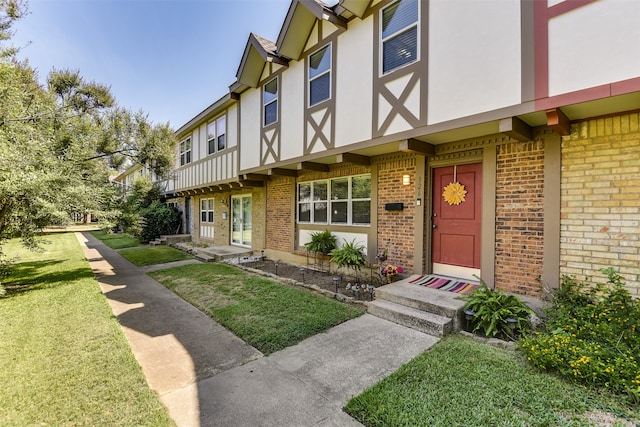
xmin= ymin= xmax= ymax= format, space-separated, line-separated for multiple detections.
xmin=377 ymin=155 xmax=416 ymax=273
xmin=561 ymin=113 xmax=640 ymax=297
xmin=266 ymin=177 xmax=295 ymax=252
xmin=495 ymin=140 xmax=545 ymax=296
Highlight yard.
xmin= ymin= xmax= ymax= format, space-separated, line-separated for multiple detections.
xmin=0 ymin=233 xmax=173 ymax=426
xmin=2 ymin=231 xmax=637 ymax=426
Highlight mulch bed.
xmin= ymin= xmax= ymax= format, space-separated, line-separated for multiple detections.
xmin=237 ymin=258 xmax=384 ymax=300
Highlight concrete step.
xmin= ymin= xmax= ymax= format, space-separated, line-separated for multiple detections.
xmin=198 ymin=247 xmax=253 ymax=262
xmin=366 ymin=299 xmax=453 ymax=337
xmin=195 ymin=253 xmax=216 ymax=262
xmin=375 ymin=280 xmax=467 ymax=331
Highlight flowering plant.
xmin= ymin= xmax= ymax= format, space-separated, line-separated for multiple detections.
xmin=381 ymin=264 xmax=403 ymax=283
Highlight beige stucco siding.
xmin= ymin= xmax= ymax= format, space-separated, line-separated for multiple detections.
xmin=548 ymin=0 xmax=640 ymax=97
xmin=427 ymin=0 xmax=521 ymax=124
xmin=335 ymin=12 xmax=373 ymax=147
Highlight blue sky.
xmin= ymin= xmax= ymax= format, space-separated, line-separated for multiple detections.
xmin=12 ymin=0 xmax=293 ymax=128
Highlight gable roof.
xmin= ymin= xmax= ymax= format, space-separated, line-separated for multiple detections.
xmin=236 ymin=33 xmax=289 ymax=89
xmin=276 ymin=0 xmax=347 ymax=60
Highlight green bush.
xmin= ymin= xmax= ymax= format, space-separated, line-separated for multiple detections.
xmin=330 ymin=239 xmax=366 ymax=277
xmin=304 ymin=229 xmax=337 ymax=255
xmin=138 ymin=201 xmax=180 ymax=243
xmin=519 ymin=268 xmax=640 ymax=403
xmin=462 ymin=283 xmax=533 ymax=339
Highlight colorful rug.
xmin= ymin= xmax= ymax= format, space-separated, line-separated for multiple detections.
xmin=409 ymin=275 xmax=479 ymax=295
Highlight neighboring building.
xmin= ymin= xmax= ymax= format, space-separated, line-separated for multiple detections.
xmin=168 ymin=0 xmax=639 ymax=298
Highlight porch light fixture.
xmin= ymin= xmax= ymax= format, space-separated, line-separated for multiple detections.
xmin=402 ymin=175 xmax=410 ymax=186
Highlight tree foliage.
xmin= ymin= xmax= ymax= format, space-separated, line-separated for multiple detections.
xmin=0 ymin=0 xmax=178 ymax=282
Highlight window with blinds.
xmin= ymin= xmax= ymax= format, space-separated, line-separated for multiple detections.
xmin=308 ymin=44 xmax=332 ymax=106
xmin=381 ymin=0 xmax=419 ymax=74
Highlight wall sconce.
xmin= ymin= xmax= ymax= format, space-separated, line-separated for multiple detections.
xmin=402 ymin=175 xmax=410 ymax=186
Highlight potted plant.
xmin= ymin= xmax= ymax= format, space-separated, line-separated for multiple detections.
xmin=330 ymin=239 xmax=366 ymax=280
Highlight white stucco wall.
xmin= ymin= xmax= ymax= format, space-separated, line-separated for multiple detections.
xmin=335 ymin=14 xmax=373 ymax=146
xmin=281 ymin=60 xmax=305 ymax=160
xmin=427 ymin=0 xmax=521 ymax=124
xmin=227 ymin=104 xmax=238 ymax=149
xmin=548 ymin=0 xmax=640 ymax=97
xmin=239 ymin=88 xmax=261 ymax=171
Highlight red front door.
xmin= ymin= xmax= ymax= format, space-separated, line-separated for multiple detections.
xmin=432 ymin=163 xmax=482 ymax=271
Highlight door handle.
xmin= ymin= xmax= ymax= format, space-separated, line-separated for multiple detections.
xmin=432 ymin=223 xmax=437 ymax=229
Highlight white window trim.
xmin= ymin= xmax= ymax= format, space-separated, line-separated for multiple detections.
xmin=380 ymin=0 xmax=420 ymax=76
xmin=179 ymin=137 xmax=191 ymax=166
xmin=200 ymin=198 xmax=215 ymax=224
xmin=207 ymin=115 xmax=226 ymax=155
xmin=308 ymin=43 xmax=332 ymax=107
xmin=297 ymin=174 xmax=371 ymax=226
xmin=263 ymin=77 xmax=278 ymax=127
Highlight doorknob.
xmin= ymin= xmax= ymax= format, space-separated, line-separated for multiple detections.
xmin=432 ymin=223 xmax=437 ymax=229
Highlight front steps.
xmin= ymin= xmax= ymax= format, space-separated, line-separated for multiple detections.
xmin=194 ymin=246 xmax=254 ymax=263
xmin=366 ymin=278 xmax=467 ymax=337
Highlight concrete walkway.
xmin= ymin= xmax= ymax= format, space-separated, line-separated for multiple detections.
xmin=77 ymin=232 xmax=439 ymax=426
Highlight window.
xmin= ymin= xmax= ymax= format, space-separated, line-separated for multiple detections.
xmin=179 ymin=138 xmax=191 ymax=166
xmin=297 ymin=175 xmax=371 ymax=225
xmin=200 ymin=198 xmax=214 ymax=223
xmin=381 ymin=0 xmax=419 ymax=74
xmin=308 ymin=44 xmax=331 ymax=106
xmin=207 ymin=115 xmax=226 ymax=155
xmin=263 ymin=78 xmax=278 ymax=126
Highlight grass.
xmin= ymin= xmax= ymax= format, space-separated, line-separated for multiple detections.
xmin=119 ymin=245 xmax=194 ymax=266
xmin=149 ymin=263 xmax=364 ymax=354
xmin=90 ymin=229 xmax=140 ymax=249
xmin=0 ymin=233 xmax=173 ymax=426
xmin=344 ymin=334 xmax=638 ymax=427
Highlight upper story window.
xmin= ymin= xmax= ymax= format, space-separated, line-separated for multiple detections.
xmin=263 ymin=77 xmax=278 ymax=126
xmin=308 ymin=44 xmax=331 ymax=106
xmin=200 ymin=198 xmax=214 ymax=223
xmin=298 ymin=174 xmax=371 ymax=225
xmin=179 ymin=138 xmax=191 ymax=166
xmin=207 ymin=115 xmax=226 ymax=155
xmin=381 ymin=0 xmax=419 ymax=74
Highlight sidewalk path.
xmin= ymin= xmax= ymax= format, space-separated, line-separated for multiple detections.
xmin=77 ymin=232 xmax=439 ymax=426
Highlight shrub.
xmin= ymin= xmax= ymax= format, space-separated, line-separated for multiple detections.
xmin=519 ymin=268 xmax=640 ymax=403
xmin=138 ymin=201 xmax=181 ymax=243
xmin=461 ymin=283 xmax=533 ymax=339
xmin=330 ymin=239 xmax=366 ymax=277
xmin=304 ymin=229 xmax=337 ymax=255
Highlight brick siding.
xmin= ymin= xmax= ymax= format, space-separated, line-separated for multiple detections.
xmin=495 ymin=140 xmax=545 ymax=296
xmin=266 ymin=177 xmax=295 ymax=252
xmin=561 ymin=113 xmax=640 ymax=296
xmin=377 ymin=155 xmax=416 ymax=273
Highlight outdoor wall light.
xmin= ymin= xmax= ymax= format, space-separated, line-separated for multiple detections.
xmin=402 ymin=174 xmax=410 ymax=185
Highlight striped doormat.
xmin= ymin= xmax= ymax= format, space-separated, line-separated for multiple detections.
xmin=409 ymin=275 xmax=479 ymax=295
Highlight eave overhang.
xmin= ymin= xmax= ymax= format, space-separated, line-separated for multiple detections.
xmin=337 ymin=0 xmax=370 ymax=18
xmin=175 ymin=92 xmax=240 ymax=138
xmin=236 ymin=33 xmax=289 ymax=89
xmin=277 ymin=0 xmax=347 ymax=60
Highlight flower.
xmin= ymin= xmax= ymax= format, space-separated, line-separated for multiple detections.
xmin=381 ymin=264 xmax=403 ymax=283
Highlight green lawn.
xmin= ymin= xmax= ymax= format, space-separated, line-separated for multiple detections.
xmin=149 ymin=263 xmax=365 ymax=354
xmin=0 ymin=233 xmax=173 ymax=426
xmin=119 ymin=245 xmax=194 ymax=266
xmin=344 ymin=334 xmax=638 ymax=426
xmin=90 ymin=229 xmax=140 ymax=249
